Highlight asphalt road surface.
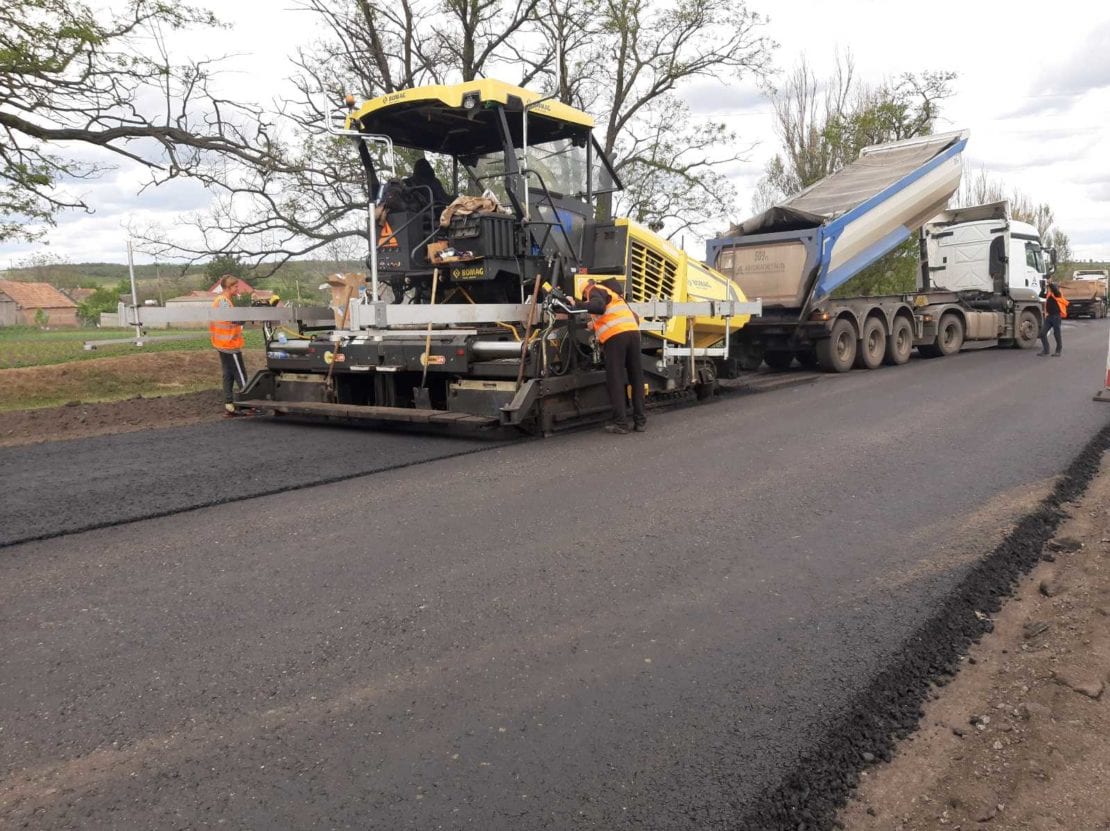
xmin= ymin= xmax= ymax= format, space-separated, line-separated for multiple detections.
xmin=3 ymin=321 xmax=1108 ymax=829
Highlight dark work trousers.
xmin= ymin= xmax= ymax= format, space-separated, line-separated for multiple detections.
xmin=1039 ymin=316 xmax=1062 ymax=354
xmin=601 ymin=330 xmax=646 ymax=429
xmin=218 ymin=350 xmax=248 ymax=403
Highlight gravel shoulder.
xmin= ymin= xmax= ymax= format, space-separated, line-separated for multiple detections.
xmin=841 ymin=455 xmax=1110 ymax=830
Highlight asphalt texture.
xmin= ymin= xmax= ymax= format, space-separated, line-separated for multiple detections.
xmin=0 ymin=422 xmax=489 ymax=547
xmin=3 ymin=321 xmax=1110 ymax=830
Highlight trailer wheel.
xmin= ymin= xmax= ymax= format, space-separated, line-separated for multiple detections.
xmin=936 ymin=313 xmax=965 ymax=356
xmin=816 ymin=318 xmax=857 ymax=373
xmin=884 ymin=317 xmax=914 ymax=365
xmin=764 ymin=351 xmax=795 ymax=371
xmin=1014 ymin=309 xmax=1040 ymax=349
xmin=854 ymin=317 xmax=886 ymax=369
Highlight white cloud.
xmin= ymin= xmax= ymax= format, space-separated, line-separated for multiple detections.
xmin=1031 ymin=19 xmax=1110 ymax=97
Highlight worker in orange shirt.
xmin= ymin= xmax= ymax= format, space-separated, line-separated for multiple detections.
xmin=210 ymin=275 xmax=249 ymax=415
xmin=1038 ymin=282 xmax=1068 ymax=357
xmin=577 ymin=278 xmax=646 ymax=434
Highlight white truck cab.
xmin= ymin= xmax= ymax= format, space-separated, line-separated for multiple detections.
xmin=923 ymin=202 xmax=1052 ymax=301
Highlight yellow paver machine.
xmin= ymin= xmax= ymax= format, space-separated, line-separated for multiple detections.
xmin=233 ymin=79 xmax=761 ymax=434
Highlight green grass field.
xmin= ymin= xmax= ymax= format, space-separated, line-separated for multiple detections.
xmin=0 ymin=326 xmax=266 ymax=369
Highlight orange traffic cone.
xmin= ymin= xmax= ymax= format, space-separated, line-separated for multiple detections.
xmin=1094 ymin=327 xmax=1110 ymax=401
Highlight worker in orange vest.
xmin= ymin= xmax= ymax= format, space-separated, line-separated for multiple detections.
xmin=1038 ymin=282 xmax=1068 ymax=357
xmin=577 ymin=278 xmax=646 ymax=434
xmin=210 ymin=275 xmax=249 ymax=415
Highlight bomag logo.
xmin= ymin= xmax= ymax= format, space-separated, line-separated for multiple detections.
xmin=451 ymin=265 xmax=486 ymax=281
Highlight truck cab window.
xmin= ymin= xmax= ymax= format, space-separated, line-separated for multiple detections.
xmin=1025 ymin=242 xmax=1044 ymax=273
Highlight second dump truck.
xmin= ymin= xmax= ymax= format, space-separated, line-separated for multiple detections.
xmin=1060 ymin=269 xmax=1109 ymax=319
xmin=707 ymin=132 xmax=1055 ymax=372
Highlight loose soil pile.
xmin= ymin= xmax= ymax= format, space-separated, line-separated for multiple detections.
xmin=0 ymin=390 xmax=226 ymax=448
xmin=840 ymin=458 xmax=1110 ymax=830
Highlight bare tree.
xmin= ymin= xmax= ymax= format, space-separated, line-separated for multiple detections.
xmin=137 ymin=0 xmax=772 ymax=267
xmin=1048 ymin=229 xmax=1073 ymax=266
xmin=756 ymin=53 xmax=955 ymax=203
xmin=0 ymin=0 xmax=290 ymax=244
xmin=956 ymin=166 xmax=1066 ymax=254
xmin=544 ymin=0 xmax=772 ymax=233
xmin=133 ymin=0 xmax=548 ymax=272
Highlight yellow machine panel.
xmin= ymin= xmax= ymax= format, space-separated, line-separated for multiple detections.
xmin=617 ymin=219 xmax=750 ymax=347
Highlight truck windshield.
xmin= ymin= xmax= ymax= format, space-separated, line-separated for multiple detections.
xmin=1025 ymin=242 xmax=1045 ymax=273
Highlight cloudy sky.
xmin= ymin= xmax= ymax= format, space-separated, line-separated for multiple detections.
xmin=3 ymin=0 xmax=1108 ymax=268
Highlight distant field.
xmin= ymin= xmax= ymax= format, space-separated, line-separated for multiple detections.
xmin=0 ymin=326 xmax=265 ymax=369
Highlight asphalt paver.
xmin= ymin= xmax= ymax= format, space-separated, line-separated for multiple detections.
xmin=2 ymin=322 xmax=1108 ymax=829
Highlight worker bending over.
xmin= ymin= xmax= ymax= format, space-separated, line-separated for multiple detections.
xmin=210 ymin=275 xmax=249 ymax=416
xmin=578 ymin=278 xmax=646 ymax=434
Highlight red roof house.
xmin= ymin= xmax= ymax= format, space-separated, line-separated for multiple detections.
xmin=0 ymin=280 xmax=79 ymax=327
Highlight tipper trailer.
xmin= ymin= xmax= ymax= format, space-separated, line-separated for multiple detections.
xmin=1061 ymin=269 xmax=1109 ymax=319
xmin=706 ymin=133 xmax=1055 ymax=372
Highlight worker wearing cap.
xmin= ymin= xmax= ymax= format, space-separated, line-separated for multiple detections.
xmin=1038 ymin=282 xmax=1068 ymax=357
xmin=578 ymin=278 xmax=646 ymax=434
xmin=210 ymin=275 xmax=249 ymax=415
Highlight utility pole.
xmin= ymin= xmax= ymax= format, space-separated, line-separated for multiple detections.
xmin=127 ymin=240 xmax=143 ymax=345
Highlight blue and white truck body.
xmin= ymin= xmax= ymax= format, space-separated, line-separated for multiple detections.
xmin=706 ymin=131 xmax=1051 ymax=372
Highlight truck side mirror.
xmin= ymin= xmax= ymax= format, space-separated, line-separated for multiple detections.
xmin=988 ymin=236 xmax=1008 ymax=280
xmin=1045 ymin=247 xmax=1057 ymax=277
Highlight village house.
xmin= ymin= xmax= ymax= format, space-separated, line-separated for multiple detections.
xmin=0 ymin=280 xmax=79 ymax=327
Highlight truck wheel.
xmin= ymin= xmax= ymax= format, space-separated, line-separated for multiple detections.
xmin=764 ymin=351 xmax=794 ymax=371
xmin=936 ymin=313 xmax=965 ymax=356
xmin=884 ymin=316 xmax=914 ymax=365
xmin=816 ymin=318 xmax=857 ymax=373
xmin=854 ymin=317 xmax=886 ymax=369
xmin=1013 ymin=309 xmax=1040 ymax=349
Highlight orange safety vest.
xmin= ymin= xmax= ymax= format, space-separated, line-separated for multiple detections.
xmin=1046 ymin=289 xmax=1068 ymax=319
xmin=584 ymin=284 xmax=639 ymax=344
xmin=210 ymin=293 xmax=244 ymax=351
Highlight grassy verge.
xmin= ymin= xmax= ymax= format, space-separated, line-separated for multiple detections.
xmin=0 ymin=326 xmax=266 ymax=369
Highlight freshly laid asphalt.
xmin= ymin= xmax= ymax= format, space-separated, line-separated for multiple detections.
xmin=0 ymin=423 xmax=488 ymax=547
xmin=2 ymin=321 xmax=1108 ymax=829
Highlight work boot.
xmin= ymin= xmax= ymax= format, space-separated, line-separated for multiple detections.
xmin=603 ymin=423 xmax=630 ymax=435
xmin=1036 ymin=351 xmax=1049 ymax=357
xmin=1053 ymin=351 xmax=1062 ymax=357
xmin=633 ymin=422 xmax=647 ymax=433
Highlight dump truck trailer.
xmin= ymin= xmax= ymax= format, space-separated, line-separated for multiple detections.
xmin=706 ymin=132 xmax=1053 ymax=372
xmin=1060 ymin=270 xmax=1109 ymax=318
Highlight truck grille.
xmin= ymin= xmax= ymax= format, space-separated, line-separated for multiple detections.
xmin=628 ymin=238 xmax=678 ymax=302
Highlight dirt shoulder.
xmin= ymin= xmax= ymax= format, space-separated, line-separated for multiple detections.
xmin=0 ymin=390 xmax=229 ymax=448
xmin=840 ymin=457 xmax=1110 ymax=830
xmin=0 ymin=349 xmax=265 ymax=447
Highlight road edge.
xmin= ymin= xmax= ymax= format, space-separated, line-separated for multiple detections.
xmin=735 ymin=418 xmax=1110 ymax=830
